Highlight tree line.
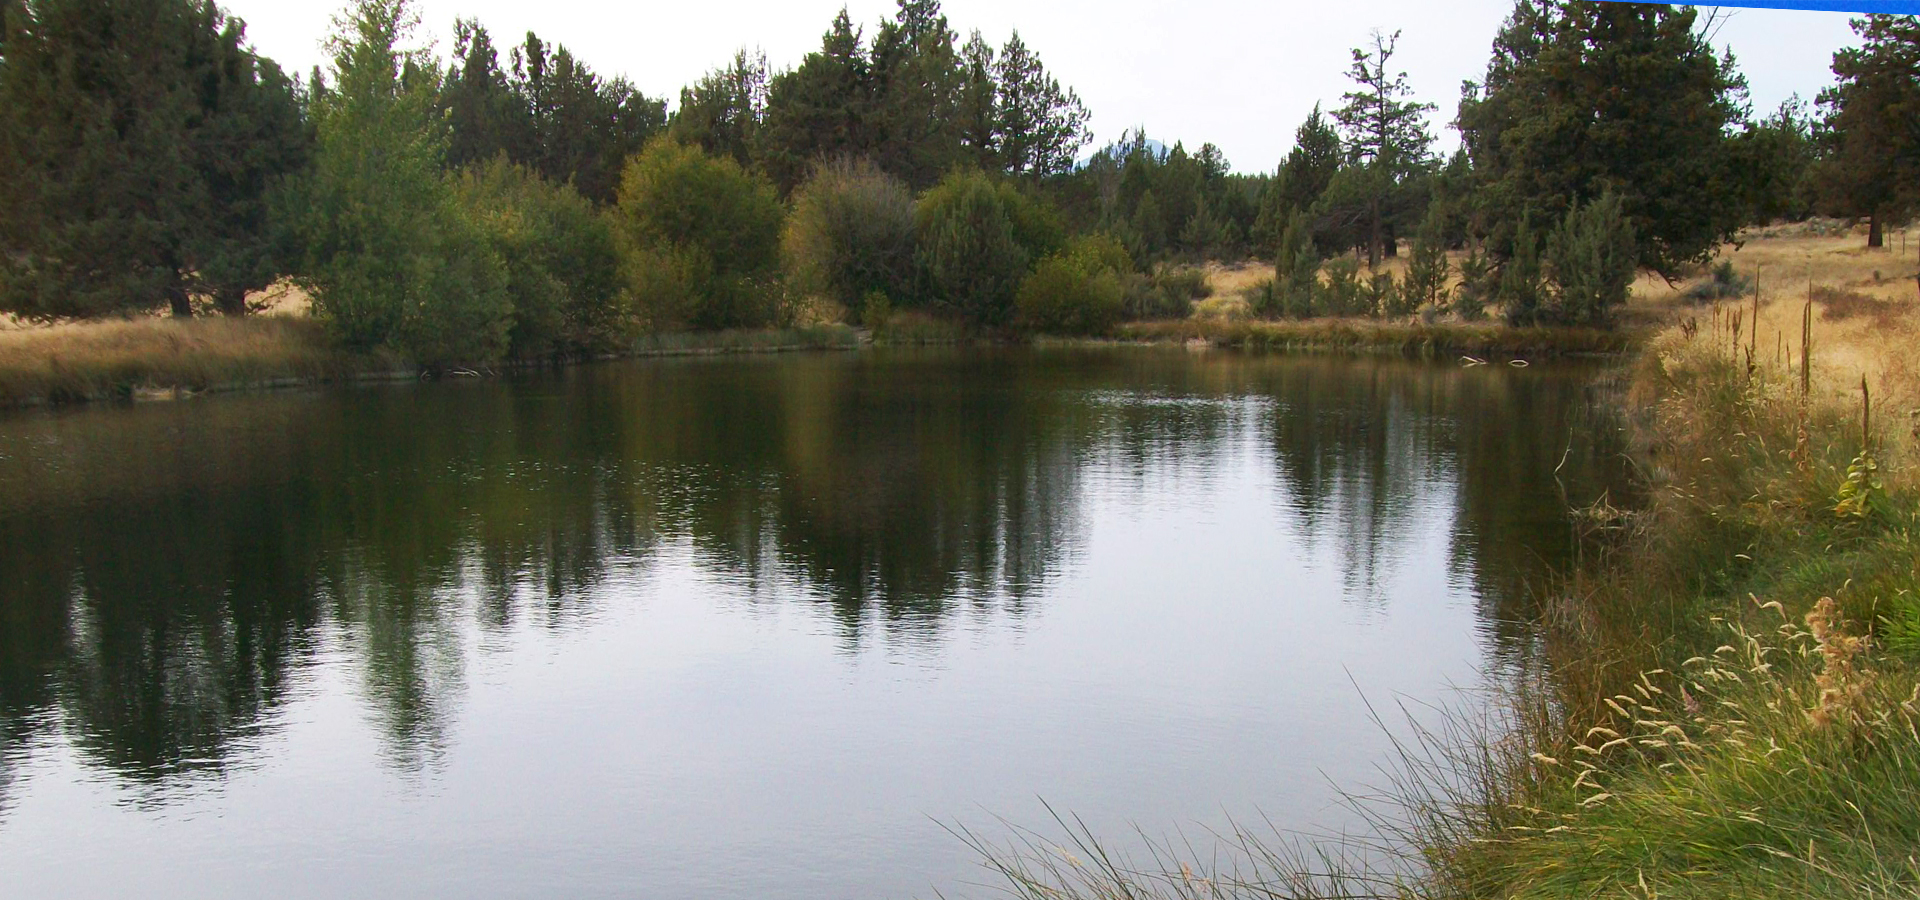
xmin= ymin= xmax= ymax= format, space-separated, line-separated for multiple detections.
xmin=0 ymin=0 xmax=1914 ymax=362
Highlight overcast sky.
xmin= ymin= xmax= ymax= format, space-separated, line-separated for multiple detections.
xmin=217 ymin=1 xmax=1860 ymax=173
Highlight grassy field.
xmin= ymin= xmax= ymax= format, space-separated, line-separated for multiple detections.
xmin=0 ymin=315 xmax=399 ymax=407
xmin=974 ymin=224 xmax=1920 ymax=899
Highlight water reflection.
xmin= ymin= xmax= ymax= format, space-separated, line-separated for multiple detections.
xmin=0 ymin=348 xmax=1630 ymax=792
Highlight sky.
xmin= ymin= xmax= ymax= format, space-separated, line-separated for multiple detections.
xmin=217 ymin=1 xmax=1861 ymax=174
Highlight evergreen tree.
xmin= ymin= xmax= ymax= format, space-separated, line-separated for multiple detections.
xmin=442 ymin=19 xmax=533 ymax=171
xmin=760 ymin=9 xmax=873 ymax=193
xmin=669 ymin=48 xmax=769 ymax=171
xmin=0 ymin=0 xmax=307 ymax=320
xmin=1457 ymin=0 xmax=1748 ymax=277
xmin=869 ymin=0 xmax=966 ymax=188
xmin=958 ymin=30 xmax=998 ymax=168
xmin=506 ymin=32 xmax=663 ymax=204
xmin=1402 ymin=204 xmax=1453 ymax=313
xmin=1815 ymin=14 xmax=1920 ymax=248
xmin=1281 ymin=105 xmax=1344 ymax=215
xmin=1499 ymin=215 xmax=1546 ymax=326
xmin=1544 ymin=191 xmax=1636 ymax=326
xmin=1331 ymin=30 xmax=1436 ymax=267
xmin=992 ymin=29 xmax=1090 ymax=177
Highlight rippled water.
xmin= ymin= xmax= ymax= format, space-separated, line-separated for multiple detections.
xmin=0 ymin=347 xmax=1630 ymax=899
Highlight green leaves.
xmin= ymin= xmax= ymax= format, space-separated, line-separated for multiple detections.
xmin=1458 ymin=1 xmax=1748 ymax=279
xmin=0 ymin=0 xmax=307 ymax=320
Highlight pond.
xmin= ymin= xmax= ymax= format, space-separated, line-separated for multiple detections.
xmin=0 ymin=347 xmax=1631 ymax=899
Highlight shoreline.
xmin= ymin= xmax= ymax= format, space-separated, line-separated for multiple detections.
xmin=0 ymin=315 xmax=1641 ymax=412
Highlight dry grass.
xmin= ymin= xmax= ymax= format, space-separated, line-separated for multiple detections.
xmin=0 ymin=316 xmax=393 ymax=407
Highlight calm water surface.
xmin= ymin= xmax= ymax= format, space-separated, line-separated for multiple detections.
xmin=0 ymin=347 xmax=1630 ymax=899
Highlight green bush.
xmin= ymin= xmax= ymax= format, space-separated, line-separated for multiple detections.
xmin=284 ymin=0 xmax=512 ymax=367
xmin=1403 ymin=205 xmax=1454 ymax=313
xmin=614 ymin=138 xmax=785 ymax=331
xmin=1546 ymin=192 xmax=1638 ymax=327
xmin=1454 ymin=247 xmax=1493 ymax=321
xmin=453 ymin=158 xmax=628 ymax=357
xmin=1319 ymin=256 xmax=1365 ymax=317
xmin=1249 ymin=209 xmax=1320 ymax=319
xmin=915 ymin=170 xmax=1064 ymax=328
xmin=783 ymin=158 xmax=917 ymax=322
xmin=1685 ymin=259 xmax=1753 ymax=304
xmin=1370 ymin=269 xmax=1411 ymax=319
xmin=1500 ymin=216 xmax=1548 ymax=327
xmin=1016 ymin=234 xmax=1130 ymax=335
xmin=1128 ymin=265 xmax=1210 ymax=320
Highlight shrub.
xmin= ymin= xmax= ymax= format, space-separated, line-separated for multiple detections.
xmin=1016 ymin=234 xmax=1130 ymax=335
xmin=1685 ymin=259 xmax=1754 ymax=303
xmin=1319 ymin=257 xmax=1365 ymax=317
xmin=1546 ymin=192 xmax=1638 ymax=326
xmin=614 ymin=138 xmax=785 ymax=331
xmin=1128 ymin=266 xmax=1210 ymax=320
xmin=1454 ymin=247 xmax=1493 ymax=321
xmin=1370 ymin=270 xmax=1411 ymax=318
xmin=453 ymin=158 xmax=628 ymax=357
xmin=284 ymin=0 xmax=512 ymax=366
xmin=1403 ymin=206 xmax=1453 ymax=313
xmin=1250 ymin=209 xmax=1320 ymax=319
xmin=1500 ymin=217 xmax=1548 ymax=326
xmin=783 ymin=158 xmax=917 ymax=321
xmin=916 ymin=170 xmax=1064 ymax=328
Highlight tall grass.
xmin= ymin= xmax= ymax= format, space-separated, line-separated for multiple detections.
xmin=0 ymin=316 xmax=398 ymax=407
xmin=967 ymin=302 xmax=1920 ymax=899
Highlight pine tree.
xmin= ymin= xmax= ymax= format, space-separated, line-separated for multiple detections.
xmin=1816 ymin=14 xmax=1920 ymax=248
xmin=1458 ymin=1 xmax=1747 ymax=277
xmin=958 ymin=30 xmax=998 ymax=168
xmin=1545 ymin=192 xmax=1636 ymax=326
xmin=0 ymin=0 xmax=308 ymax=320
xmin=992 ymin=29 xmax=1090 ymax=177
xmin=760 ymin=9 xmax=873 ymax=193
xmin=1282 ymin=105 xmax=1343 ymax=214
xmin=442 ymin=20 xmax=533 ymax=171
xmin=869 ymin=0 xmax=966 ymax=189
xmin=669 ymin=49 xmax=769 ymax=171
xmin=1331 ymin=29 xmax=1436 ymax=268
xmin=1402 ymin=204 xmax=1453 ymax=313
xmin=1500 ymin=215 xmax=1546 ymax=326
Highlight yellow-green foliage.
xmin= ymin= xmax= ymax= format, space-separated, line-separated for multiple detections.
xmin=782 ymin=158 xmax=917 ymax=320
xmin=1016 ymin=234 xmax=1130 ymax=336
xmin=614 ymin=138 xmax=786 ymax=331
xmin=452 ymin=158 xmax=631 ymax=357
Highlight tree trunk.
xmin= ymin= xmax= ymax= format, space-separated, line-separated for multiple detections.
xmin=1368 ymin=197 xmax=1382 ymax=269
xmin=1869 ymin=211 xmax=1884 ymax=249
xmin=167 ymin=285 xmax=193 ymax=319
xmin=215 ymin=287 xmax=247 ymax=318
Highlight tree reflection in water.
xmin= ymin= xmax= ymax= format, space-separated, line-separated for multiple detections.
xmin=0 ymin=348 xmax=1632 ymax=793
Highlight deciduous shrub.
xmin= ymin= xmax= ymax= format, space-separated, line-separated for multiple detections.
xmin=453 ymin=158 xmax=628 ymax=357
xmin=283 ymin=0 xmax=512 ymax=366
xmin=614 ymin=138 xmax=785 ymax=331
xmin=783 ymin=158 xmax=917 ymax=323
xmin=1016 ymin=234 xmax=1130 ymax=335
xmin=916 ymin=170 xmax=1064 ymax=328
